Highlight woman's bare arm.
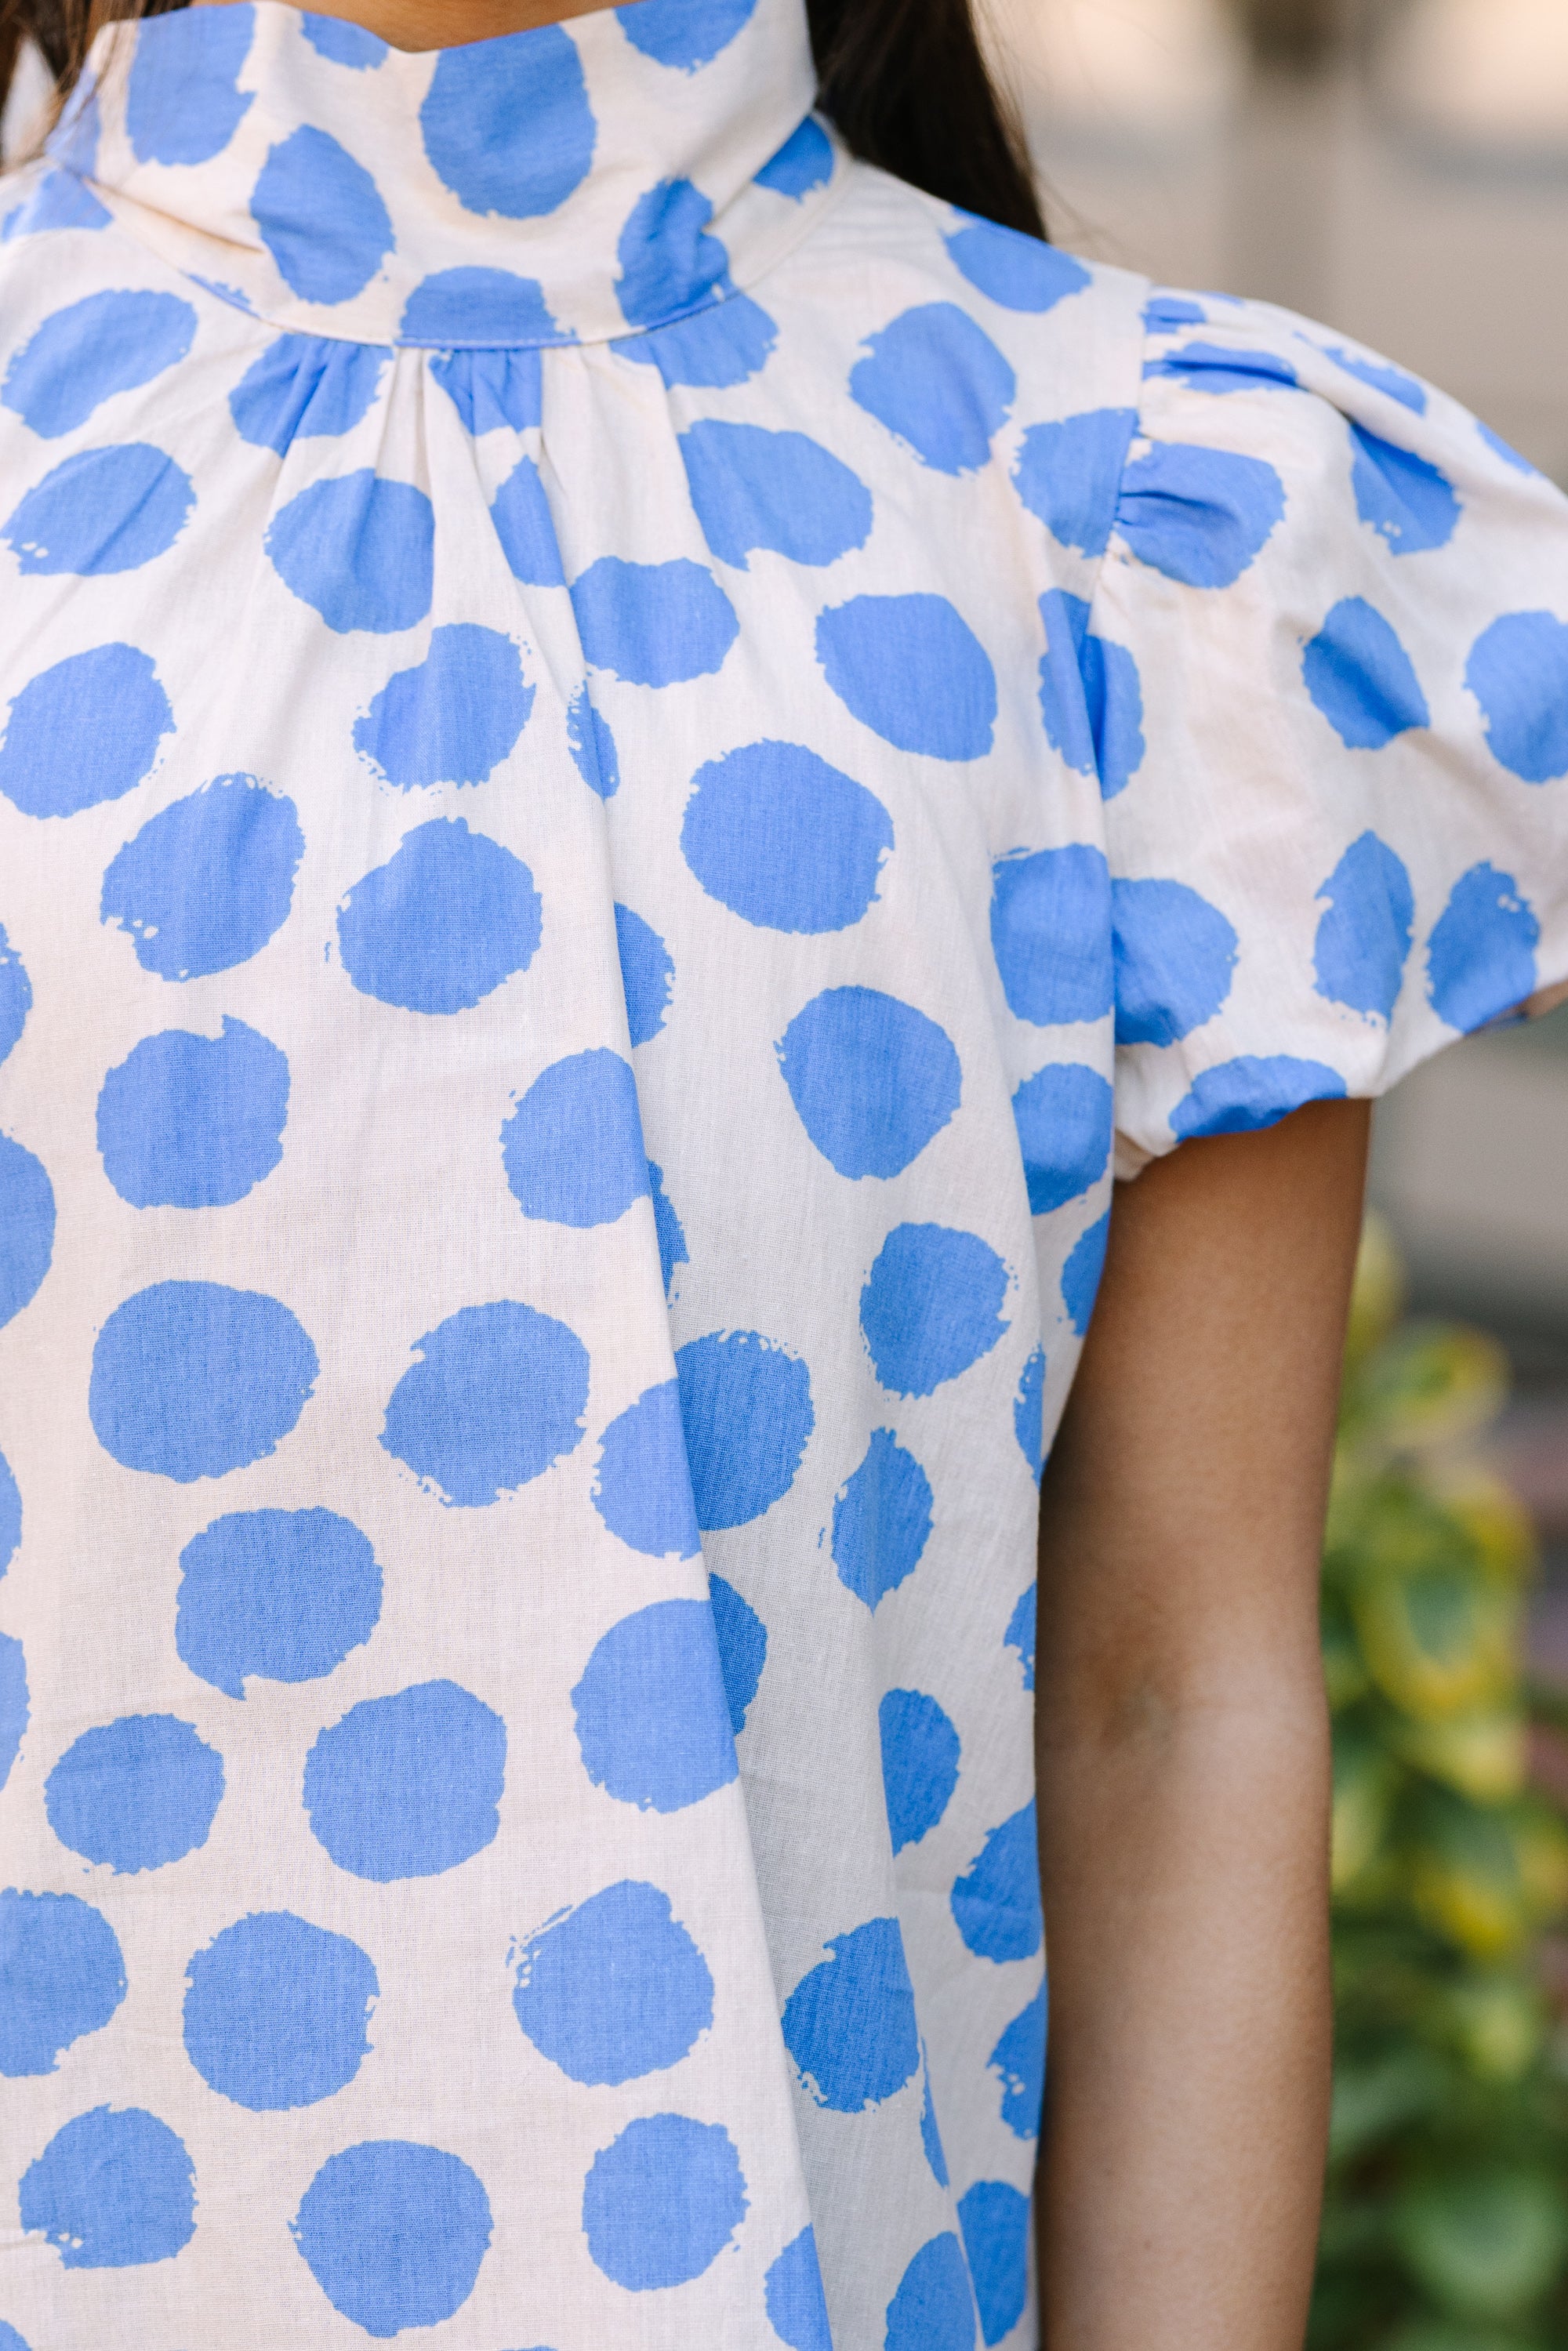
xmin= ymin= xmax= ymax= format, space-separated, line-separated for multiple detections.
xmin=1035 ymin=1097 xmax=1371 ymax=2351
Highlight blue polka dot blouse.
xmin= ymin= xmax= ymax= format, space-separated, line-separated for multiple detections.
xmin=0 ymin=0 xmax=1565 ymax=2343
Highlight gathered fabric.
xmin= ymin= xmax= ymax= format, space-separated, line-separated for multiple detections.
xmin=0 ymin=2 xmax=1566 ymax=2346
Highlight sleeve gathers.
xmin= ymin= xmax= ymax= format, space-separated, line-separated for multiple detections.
xmin=1069 ymin=287 xmax=1568 ymax=1169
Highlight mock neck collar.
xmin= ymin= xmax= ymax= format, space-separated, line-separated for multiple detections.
xmin=51 ymin=0 xmax=838 ymax=347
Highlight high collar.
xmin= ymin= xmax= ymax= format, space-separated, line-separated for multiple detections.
xmin=52 ymin=0 xmax=838 ymax=347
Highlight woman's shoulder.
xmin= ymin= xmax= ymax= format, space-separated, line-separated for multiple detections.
xmin=762 ymin=157 xmax=1152 ymax=411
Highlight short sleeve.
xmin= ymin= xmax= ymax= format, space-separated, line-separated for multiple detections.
xmin=1079 ymin=288 xmax=1568 ymax=1172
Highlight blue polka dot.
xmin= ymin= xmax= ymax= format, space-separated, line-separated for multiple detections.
xmin=230 ymin=333 xmax=387 ymax=452
xmin=0 ymin=1447 xmax=19 ymax=1572
xmin=354 ymin=624 xmax=534 ymax=786
xmin=615 ymin=903 xmax=672 ymax=1042
xmin=709 ymin=1573 xmax=766 ymax=1733
xmin=292 ymin=2140 xmax=492 ymax=2337
xmin=176 ymin=1507 xmax=382 ymax=1700
xmin=0 ymin=1891 xmax=125 ymax=2077
xmin=1036 ymin=589 xmax=1145 ymax=798
xmin=1112 ymin=876 xmax=1238 ymax=1047
xmin=1478 ymin=419 xmax=1535 ymax=475
xmin=3 ymin=290 xmax=194 ymax=437
xmin=861 ymin=1223 xmax=1009 ymax=1398
xmin=572 ymin=1598 xmax=737 ymax=1812
xmin=947 ymin=216 xmax=1091 ymax=311
xmin=0 ymin=641 xmax=171 ymax=817
xmin=3 ymin=166 xmax=111 ymax=235
xmin=4 ymin=443 xmax=194 ymax=575
xmin=89 ymin=1280 xmax=318 ymax=1481
xmin=430 ymin=345 xmax=542 ymax=433
xmin=818 ymin=593 xmax=996 ymax=760
xmin=183 ymin=1910 xmax=377 ymax=2109
xmin=569 ymin=686 xmax=620 ymax=796
xmin=401 ymin=266 xmax=563 ymax=346
xmin=885 ymin=2234 xmax=976 ymax=2351
xmin=1011 ymin=1061 xmax=1113 ymax=1216
xmin=1314 ymin=833 xmax=1415 ymax=1021
xmin=337 ymin=818 xmax=542 ymax=1014
xmin=1323 ymin=344 xmax=1426 ymax=414
xmin=1062 ymin=1209 xmax=1108 ymax=1334
xmin=302 ymin=12 xmax=387 ymax=65
xmin=958 ymin=2181 xmax=1030 ymax=2348
xmin=1011 ymin=408 xmax=1138 ymax=557
xmin=683 ymin=740 xmax=892 ymax=931
xmin=680 ymin=419 xmax=872 ymax=570
xmin=45 ymin=1714 xmax=223 ymax=1873
xmin=755 ymin=115 xmax=833 ymax=198
xmin=1004 ymin=1584 xmax=1036 ymax=1690
xmin=96 ymin=1017 xmax=289 ymax=1210
xmin=991 ymin=844 xmax=1114 ymax=1026
xmin=880 ymin=1689 xmax=960 ymax=1854
xmin=832 ymin=1429 xmax=933 ymax=1610
xmin=650 ymin=1160 xmax=688 ymax=1294
xmin=951 ymin=1801 xmax=1040 ymax=1962
xmin=989 ymin=1979 xmax=1045 ymax=2139
xmin=127 ymin=4 xmax=253 ymax=164
xmin=380 ymin=1300 xmax=589 ymax=1507
xmin=782 ymin=1916 xmax=918 ymax=2110
xmin=618 ymin=0 xmax=756 ymax=68
xmin=920 ymin=2048 xmax=949 ymax=2186
xmin=252 ymin=127 xmax=392 ymax=305
xmin=502 ymin=1049 xmax=648 ymax=1227
xmin=20 ymin=2106 xmax=195 ymax=2269
xmin=489 ymin=453 xmax=566 ymax=586
xmin=617 ymin=178 xmax=728 ymax=327
xmin=1014 ymin=1351 xmax=1045 ymax=1485
xmin=1465 ymin=611 xmax=1568 ymax=783
xmin=615 ymin=295 xmax=777 ymax=387
xmin=1303 ymin=597 xmax=1430 ymax=749
xmin=0 ymin=1134 xmax=53 ymax=1331
xmin=422 ymin=28 xmax=594 ymax=218
xmin=583 ymin=2113 xmax=747 ymax=2290
xmin=1145 ymin=293 xmax=1207 ymax=330
xmin=513 ymin=1879 xmax=713 ymax=2084
xmin=1145 ymin=340 xmax=1298 ymax=395
xmin=1427 ymin=862 xmax=1540 ymax=1033
xmin=45 ymin=73 xmax=100 ymax=173
xmin=1350 ymin=422 xmax=1460 ymax=555
xmin=851 ymin=303 xmax=1014 ymax=475
xmin=674 ymin=1330 xmax=813 ymax=1529
xmin=101 ymin=776 xmax=302 ymax=979
xmin=1170 ymin=1055 xmax=1348 ymax=1141
xmin=0 ymin=1631 xmax=27 ymax=1790
xmin=0 ymin=2324 xmax=28 ymax=2351
xmin=593 ymin=1381 xmax=699 ymax=1558
xmin=573 ymin=555 xmax=738 ymax=685
xmin=766 ymin=2226 xmax=833 ymax=2351
xmin=305 ymin=1680 xmax=505 ymax=1880
xmin=0 ymin=927 xmax=28 ymax=1063
xmin=778 ymin=987 xmax=960 ymax=1180
xmin=1116 ymin=442 xmax=1286 ymax=586
xmin=266 ymin=470 xmax=434 ymax=633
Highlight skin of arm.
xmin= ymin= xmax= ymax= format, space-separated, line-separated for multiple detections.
xmin=1036 ymin=1097 xmax=1371 ymax=2351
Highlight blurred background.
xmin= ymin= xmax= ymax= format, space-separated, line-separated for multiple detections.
xmin=975 ymin=0 xmax=1568 ymax=1691
xmin=973 ymin=2 xmax=1568 ymax=2337
xmin=3 ymin=0 xmax=1566 ymax=2334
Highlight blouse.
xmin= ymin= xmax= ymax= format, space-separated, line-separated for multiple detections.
xmin=0 ymin=1 xmax=1565 ymax=2346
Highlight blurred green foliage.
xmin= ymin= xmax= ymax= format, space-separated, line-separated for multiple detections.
xmin=1312 ymin=1219 xmax=1568 ymax=2351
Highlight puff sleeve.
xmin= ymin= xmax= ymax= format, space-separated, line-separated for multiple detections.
xmin=1076 ymin=291 xmax=1568 ymax=1173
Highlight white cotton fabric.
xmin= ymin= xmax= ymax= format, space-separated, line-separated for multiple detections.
xmin=0 ymin=2 xmax=1566 ymax=2347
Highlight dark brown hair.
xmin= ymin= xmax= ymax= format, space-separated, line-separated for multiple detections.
xmin=0 ymin=0 xmax=1047 ymax=238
